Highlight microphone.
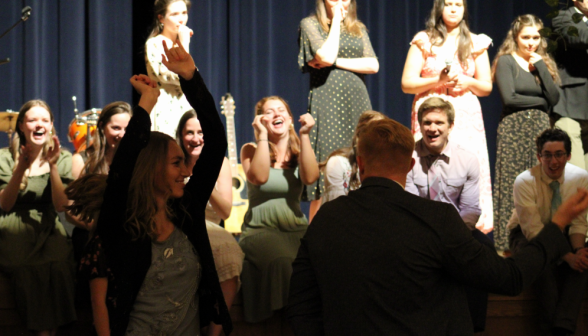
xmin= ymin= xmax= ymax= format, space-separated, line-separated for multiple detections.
xmin=21 ymin=6 xmax=32 ymax=21
xmin=444 ymin=58 xmax=453 ymax=74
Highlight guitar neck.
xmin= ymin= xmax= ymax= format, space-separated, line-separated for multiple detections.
xmin=226 ymin=114 xmax=239 ymax=177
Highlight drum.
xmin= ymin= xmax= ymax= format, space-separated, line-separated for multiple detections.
xmin=68 ymin=108 xmax=101 ymax=153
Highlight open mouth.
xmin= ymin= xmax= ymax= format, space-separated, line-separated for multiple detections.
xmin=427 ymin=134 xmax=440 ymax=142
xmin=32 ymin=130 xmax=46 ymax=140
xmin=272 ymin=119 xmax=284 ymax=128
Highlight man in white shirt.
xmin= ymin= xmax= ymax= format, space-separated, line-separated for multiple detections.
xmin=508 ymin=128 xmax=588 ymax=336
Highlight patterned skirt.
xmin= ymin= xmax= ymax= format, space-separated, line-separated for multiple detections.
xmin=493 ymin=109 xmax=550 ymax=251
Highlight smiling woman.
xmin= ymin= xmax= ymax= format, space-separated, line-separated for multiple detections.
xmin=491 ymin=14 xmax=560 ymax=251
xmin=0 ymin=100 xmax=76 ymax=336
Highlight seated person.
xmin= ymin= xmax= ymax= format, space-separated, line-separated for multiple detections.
xmin=508 ymin=128 xmax=588 ymax=336
xmin=405 ymin=97 xmax=490 ymax=332
xmin=287 ymin=118 xmax=588 ymax=335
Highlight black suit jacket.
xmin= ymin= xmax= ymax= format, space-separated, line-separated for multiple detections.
xmin=287 ymin=177 xmax=571 ymax=336
xmin=552 ymin=7 xmax=588 ymax=120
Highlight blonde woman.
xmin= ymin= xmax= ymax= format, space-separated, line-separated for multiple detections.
xmin=491 ymin=14 xmax=560 ymax=250
xmin=239 ymin=96 xmax=319 ymax=323
xmin=0 ymin=100 xmax=75 ymax=335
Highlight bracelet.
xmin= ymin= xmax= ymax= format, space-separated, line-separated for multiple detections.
xmin=256 ymin=139 xmax=268 ymax=143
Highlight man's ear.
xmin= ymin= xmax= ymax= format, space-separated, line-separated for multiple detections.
xmin=356 ymin=155 xmax=365 ymax=175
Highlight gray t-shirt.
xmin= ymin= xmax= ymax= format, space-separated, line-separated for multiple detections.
xmin=126 ymin=227 xmax=201 ymax=336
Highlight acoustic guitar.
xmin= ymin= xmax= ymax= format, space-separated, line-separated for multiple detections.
xmin=221 ymin=94 xmax=248 ymax=233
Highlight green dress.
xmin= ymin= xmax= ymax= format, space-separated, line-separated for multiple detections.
xmin=298 ymin=16 xmax=376 ymax=200
xmin=0 ymin=148 xmax=76 ymax=330
xmin=239 ymin=166 xmax=308 ymax=323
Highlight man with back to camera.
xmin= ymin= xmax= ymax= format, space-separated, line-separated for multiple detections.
xmin=507 ymin=128 xmax=588 ymax=336
xmin=287 ymin=118 xmax=588 ymax=336
xmin=405 ymin=97 xmax=491 ymax=332
xmin=551 ymin=0 xmax=588 ymax=169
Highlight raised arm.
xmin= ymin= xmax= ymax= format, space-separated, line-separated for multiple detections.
xmin=208 ymin=157 xmax=233 ymax=220
xmin=298 ymin=113 xmax=319 ymax=186
xmin=242 ymin=116 xmax=271 ymax=185
xmin=161 ymin=39 xmax=228 ymax=208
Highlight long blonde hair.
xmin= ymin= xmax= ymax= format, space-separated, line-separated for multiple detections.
xmin=491 ymin=14 xmax=560 ymax=84
xmin=320 ymin=110 xmax=386 ymax=190
xmin=83 ymin=101 xmax=132 ymax=175
xmin=10 ymin=100 xmax=58 ymax=190
xmin=313 ymin=0 xmax=366 ymax=37
xmin=126 ymin=132 xmax=180 ymax=240
xmin=425 ymin=0 xmax=473 ymax=69
xmin=255 ymin=96 xmax=301 ymax=168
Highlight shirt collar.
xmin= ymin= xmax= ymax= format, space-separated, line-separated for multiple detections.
xmin=539 ymin=163 xmax=566 ymax=186
xmin=361 ymin=176 xmax=406 ymax=190
xmin=416 ymin=139 xmax=453 ymax=159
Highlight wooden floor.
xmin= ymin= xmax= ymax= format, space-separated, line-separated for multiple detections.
xmin=1 ymin=272 xmax=587 ymax=336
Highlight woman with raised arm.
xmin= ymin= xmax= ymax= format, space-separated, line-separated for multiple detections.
xmin=491 ymin=15 xmax=560 ymax=250
xmin=238 ymin=97 xmax=319 ymax=323
xmin=298 ymin=0 xmax=378 ymax=219
xmin=176 ymin=110 xmax=244 ymax=336
xmin=401 ymin=0 xmax=494 ymax=233
xmin=320 ymin=110 xmax=386 ymax=204
xmin=145 ymin=0 xmax=193 ymax=136
xmin=72 ymin=39 xmax=232 ymax=336
xmin=0 ymin=100 xmax=76 ymax=335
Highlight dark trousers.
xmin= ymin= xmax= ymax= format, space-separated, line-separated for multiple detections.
xmin=466 ymin=229 xmax=494 ymax=332
xmin=509 ymin=225 xmax=588 ymax=333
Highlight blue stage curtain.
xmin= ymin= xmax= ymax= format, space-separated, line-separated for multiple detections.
xmin=0 ymin=0 xmax=551 ymax=174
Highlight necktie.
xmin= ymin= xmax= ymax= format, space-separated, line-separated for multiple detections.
xmin=428 ymin=156 xmax=441 ymax=201
xmin=549 ymin=180 xmax=562 ymax=217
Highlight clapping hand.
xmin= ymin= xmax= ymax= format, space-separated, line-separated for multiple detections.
xmin=162 ymin=38 xmax=197 ymax=80
xmin=130 ymin=74 xmax=160 ymax=113
xmin=46 ymin=136 xmax=61 ymax=165
xmin=252 ymin=115 xmax=269 ymax=141
xmin=299 ymin=113 xmax=315 ymax=135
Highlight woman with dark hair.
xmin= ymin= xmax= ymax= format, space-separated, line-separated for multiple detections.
xmin=0 ymin=100 xmax=76 ymax=335
xmin=492 ymin=14 xmax=560 ymax=250
xmin=238 ymin=96 xmax=319 ymax=323
xmin=321 ymin=110 xmax=386 ymax=204
xmin=145 ymin=0 xmax=193 ymax=136
xmin=298 ymin=0 xmax=378 ymax=219
xmin=401 ymin=0 xmax=494 ymax=233
xmin=72 ymin=39 xmax=232 ymax=336
xmin=176 ymin=110 xmax=244 ymax=336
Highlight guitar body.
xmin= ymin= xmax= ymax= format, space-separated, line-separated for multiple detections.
xmin=221 ymin=94 xmax=249 ymax=233
xmin=224 ymin=164 xmax=249 ymax=233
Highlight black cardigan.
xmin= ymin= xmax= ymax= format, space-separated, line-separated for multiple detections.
xmin=94 ymin=71 xmax=232 ymax=335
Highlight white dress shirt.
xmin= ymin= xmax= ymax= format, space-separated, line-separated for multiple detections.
xmin=507 ymin=163 xmax=588 ymax=240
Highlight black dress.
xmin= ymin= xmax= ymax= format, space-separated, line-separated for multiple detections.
xmin=298 ymin=16 xmax=376 ymax=201
xmin=493 ymin=54 xmax=560 ymax=250
xmin=88 ymin=71 xmax=232 ymax=335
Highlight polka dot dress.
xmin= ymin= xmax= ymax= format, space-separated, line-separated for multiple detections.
xmin=298 ymin=16 xmax=376 ymax=201
xmin=145 ymin=35 xmax=193 ymax=137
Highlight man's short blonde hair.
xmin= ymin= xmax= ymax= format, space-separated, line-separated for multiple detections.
xmin=357 ymin=119 xmax=415 ymax=173
xmin=417 ymin=97 xmax=455 ymax=125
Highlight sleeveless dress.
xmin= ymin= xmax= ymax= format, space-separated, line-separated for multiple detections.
xmin=0 ymin=149 xmax=76 ymax=330
xmin=299 ymin=16 xmax=376 ymax=201
xmin=145 ymin=35 xmax=192 ymax=137
xmin=410 ymin=31 xmax=493 ymax=232
xmin=238 ymin=166 xmax=308 ymax=323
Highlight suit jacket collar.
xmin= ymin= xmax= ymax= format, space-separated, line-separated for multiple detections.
xmin=361 ymin=176 xmax=405 ymax=191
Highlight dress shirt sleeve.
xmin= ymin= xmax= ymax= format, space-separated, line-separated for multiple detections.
xmin=440 ymin=203 xmax=570 ymax=296
xmin=405 ymin=167 xmax=418 ymax=196
xmin=513 ymin=173 xmax=544 ymax=240
xmin=322 ymin=156 xmax=350 ymax=204
xmin=495 ymin=56 xmax=550 ymax=111
xmin=457 ymin=154 xmax=481 ymax=227
xmin=287 ymin=236 xmax=324 ymax=336
xmin=568 ymin=174 xmax=588 ymax=236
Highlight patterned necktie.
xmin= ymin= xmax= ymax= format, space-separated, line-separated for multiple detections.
xmin=428 ymin=156 xmax=441 ymax=201
xmin=549 ymin=180 xmax=562 ymax=217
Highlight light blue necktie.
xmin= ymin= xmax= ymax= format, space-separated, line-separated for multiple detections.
xmin=550 ymin=180 xmax=562 ymax=217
